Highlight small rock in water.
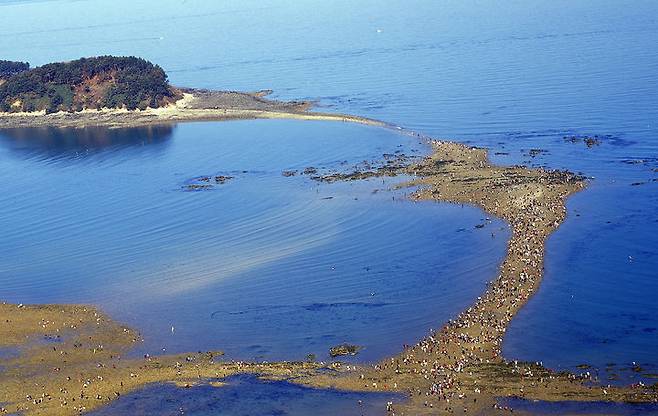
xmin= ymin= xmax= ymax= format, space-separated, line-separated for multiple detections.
xmin=563 ymin=135 xmax=601 ymax=148
xmin=584 ymin=137 xmax=600 ymax=147
xmin=183 ymin=184 xmax=213 ymax=191
xmin=214 ymin=175 xmax=234 ymax=184
xmin=329 ymin=343 xmax=361 ymax=357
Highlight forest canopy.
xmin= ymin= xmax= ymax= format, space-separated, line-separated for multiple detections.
xmin=0 ymin=56 xmax=178 ymax=113
xmin=0 ymin=60 xmax=30 ymax=79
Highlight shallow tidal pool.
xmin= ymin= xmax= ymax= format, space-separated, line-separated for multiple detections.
xmin=0 ymin=120 xmax=509 ymax=363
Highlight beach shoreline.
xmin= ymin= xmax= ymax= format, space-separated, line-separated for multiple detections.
xmin=0 ymin=89 xmax=387 ymax=130
xmin=1 ymin=97 xmax=657 ymax=415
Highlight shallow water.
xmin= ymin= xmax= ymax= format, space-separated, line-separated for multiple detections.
xmin=0 ymin=120 xmax=508 ymax=362
xmin=88 ymin=374 xmax=402 ymax=416
xmin=1 ymin=0 xmax=657 ymax=402
xmin=84 ymin=375 xmax=401 ymax=416
xmin=498 ymin=397 xmax=658 ymax=416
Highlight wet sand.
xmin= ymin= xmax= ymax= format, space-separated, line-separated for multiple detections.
xmin=1 ymin=103 xmax=657 ymax=415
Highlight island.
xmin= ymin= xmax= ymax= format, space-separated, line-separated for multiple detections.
xmin=0 ymin=56 xmax=381 ymax=129
xmin=1 ymin=56 xmax=657 ymax=415
xmin=0 ymin=56 xmax=178 ymax=113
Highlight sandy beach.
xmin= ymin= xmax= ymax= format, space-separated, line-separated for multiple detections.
xmin=0 ymin=89 xmax=387 ymax=130
xmin=1 ymin=99 xmax=657 ymax=415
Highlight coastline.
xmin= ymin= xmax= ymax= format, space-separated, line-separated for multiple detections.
xmin=0 ymin=89 xmax=387 ymax=130
xmin=1 ymin=94 xmax=657 ymax=415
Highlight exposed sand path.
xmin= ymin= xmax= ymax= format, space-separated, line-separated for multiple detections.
xmin=0 ymin=90 xmax=387 ymax=129
xmin=304 ymin=140 xmax=658 ymax=414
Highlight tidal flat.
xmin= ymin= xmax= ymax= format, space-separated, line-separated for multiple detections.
xmin=1 ymin=120 xmax=656 ymax=415
xmin=2 ymin=1 xmax=658 ymax=414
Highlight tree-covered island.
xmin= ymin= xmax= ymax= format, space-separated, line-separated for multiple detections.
xmin=0 ymin=56 xmax=179 ymax=113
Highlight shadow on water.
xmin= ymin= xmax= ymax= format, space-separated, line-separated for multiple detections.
xmin=0 ymin=125 xmax=174 ymax=160
xmin=88 ymin=374 xmax=402 ymax=416
xmin=498 ymin=397 xmax=658 ymax=416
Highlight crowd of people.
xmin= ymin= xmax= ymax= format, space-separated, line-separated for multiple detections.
xmin=361 ymin=140 xmax=588 ymax=414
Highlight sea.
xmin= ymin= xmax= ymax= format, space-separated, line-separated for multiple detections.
xmin=1 ymin=0 xmax=657 ymax=414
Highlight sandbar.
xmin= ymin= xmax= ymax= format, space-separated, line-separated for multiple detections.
xmin=1 ymin=94 xmax=656 ymax=415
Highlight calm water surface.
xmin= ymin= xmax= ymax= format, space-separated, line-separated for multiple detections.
xmin=88 ymin=374 xmax=403 ymax=416
xmin=1 ymin=0 xmax=657 ymax=409
xmin=0 ymin=120 xmax=507 ymax=362
xmin=498 ymin=397 xmax=658 ymax=416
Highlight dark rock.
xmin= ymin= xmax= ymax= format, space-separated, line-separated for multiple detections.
xmin=329 ymin=344 xmax=361 ymax=358
xmin=214 ymin=175 xmax=234 ymax=184
xmin=183 ymin=184 xmax=213 ymax=191
xmin=584 ymin=137 xmax=600 ymax=147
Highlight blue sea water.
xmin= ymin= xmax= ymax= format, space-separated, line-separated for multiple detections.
xmin=87 ymin=374 xmax=403 ymax=416
xmin=1 ymin=0 xmax=657 ymax=412
xmin=0 ymin=121 xmax=507 ymax=363
xmin=498 ymin=397 xmax=658 ymax=416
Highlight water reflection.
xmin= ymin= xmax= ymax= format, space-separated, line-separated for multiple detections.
xmin=0 ymin=125 xmax=174 ymax=160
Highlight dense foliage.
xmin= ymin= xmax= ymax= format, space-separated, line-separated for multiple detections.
xmin=0 ymin=56 xmax=176 ymax=113
xmin=0 ymin=60 xmax=30 ymax=78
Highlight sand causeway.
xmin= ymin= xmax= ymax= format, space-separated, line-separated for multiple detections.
xmin=1 ymin=96 xmax=657 ymax=415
